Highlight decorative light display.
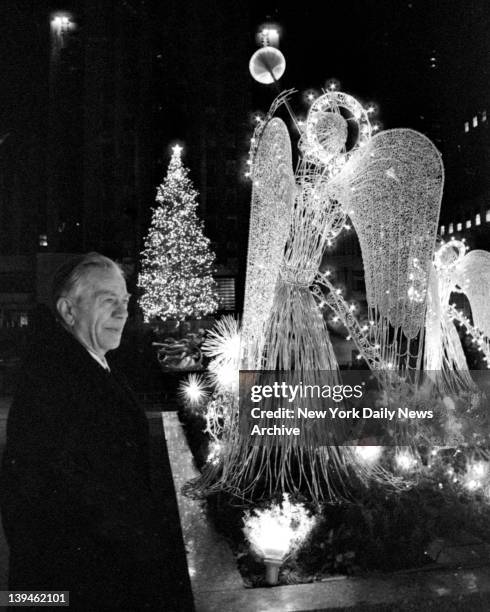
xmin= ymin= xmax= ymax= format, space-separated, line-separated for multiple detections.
xmin=332 ymin=129 xmax=444 ymax=372
xmin=425 ymin=240 xmax=490 ymax=392
xmin=395 ymin=448 xmax=419 ymax=472
xmin=202 ymin=390 xmax=235 ymax=440
xmin=190 ymin=44 xmax=490 ymax=511
xmin=302 ymin=91 xmax=371 ymax=170
xmin=249 ymin=46 xmax=286 ymax=84
xmin=197 ymin=84 xmax=446 ymax=500
xmin=206 ymin=440 xmax=223 ymax=466
xmin=452 ymin=249 xmax=490 ymax=338
xmin=353 ymin=445 xmax=383 ymax=465
xmin=463 ymin=459 xmax=489 ymax=492
xmin=241 ymin=118 xmax=295 ymax=368
xmin=178 ymin=373 xmax=209 ymax=407
xmin=242 ymin=494 xmax=316 ymax=585
xmin=202 ymin=315 xmax=241 ymax=393
xmin=138 ymin=145 xmax=219 ymax=322
xmin=448 ymin=305 xmax=490 ymax=368
xmin=313 ymin=276 xmax=382 ymax=371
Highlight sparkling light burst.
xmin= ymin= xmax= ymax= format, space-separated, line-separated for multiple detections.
xmin=202 ymin=316 xmax=241 ymax=393
xmin=395 ymin=448 xmax=418 ymax=472
xmin=178 ymin=373 xmax=209 ymax=407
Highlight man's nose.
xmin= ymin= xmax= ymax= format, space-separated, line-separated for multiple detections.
xmin=114 ymin=301 xmax=128 ymax=318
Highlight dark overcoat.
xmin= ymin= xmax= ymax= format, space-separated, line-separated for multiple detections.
xmin=0 ymin=325 xmax=174 ymax=610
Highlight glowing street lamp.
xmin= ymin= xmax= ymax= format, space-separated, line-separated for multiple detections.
xmin=50 ymin=13 xmax=74 ymax=35
xmin=256 ymin=23 xmax=281 ymax=48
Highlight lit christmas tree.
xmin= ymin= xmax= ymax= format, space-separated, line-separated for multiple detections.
xmin=138 ymin=144 xmax=219 ymax=322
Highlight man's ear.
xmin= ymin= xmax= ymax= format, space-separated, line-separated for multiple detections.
xmin=56 ymin=297 xmax=76 ymax=327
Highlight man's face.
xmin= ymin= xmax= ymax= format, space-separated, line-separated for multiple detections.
xmin=70 ymin=266 xmax=130 ymax=358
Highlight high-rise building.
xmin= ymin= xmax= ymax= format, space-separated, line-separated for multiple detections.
xmin=0 ymin=0 xmax=156 ymax=325
xmin=152 ymin=0 xmax=253 ymax=312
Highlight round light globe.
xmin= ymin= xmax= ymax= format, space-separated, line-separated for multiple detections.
xmin=249 ymin=46 xmax=286 ymax=84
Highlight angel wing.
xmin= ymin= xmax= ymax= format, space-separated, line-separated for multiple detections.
xmin=241 ymin=117 xmax=295 ymax=367
xmin=453 ymin=249 xmax=490 ymax=337
xmin=337 ymin=128 xmax=444 ymax=341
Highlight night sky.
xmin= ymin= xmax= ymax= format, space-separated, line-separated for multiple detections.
xmin=2 ymin=1 xmax=488 ymax=149
xmin=0 ymin=0 xmax=488 ymax=255
xmin=249 ymin=1 xmax=489 ymax=134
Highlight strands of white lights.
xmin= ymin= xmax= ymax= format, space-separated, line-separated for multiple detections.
xmin=449 ymin=304 xmax=490 ymax=369
xmin=332 ymin=129 xmax=444 ymax=375
xmin=241 ymin=118 xmax=295 ymax=369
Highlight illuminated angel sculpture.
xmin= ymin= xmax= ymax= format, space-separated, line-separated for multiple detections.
xmin=192 ymin=45 xmax=488 ymax=503
xmin=425 ymin=241 xmax=490 ymax=393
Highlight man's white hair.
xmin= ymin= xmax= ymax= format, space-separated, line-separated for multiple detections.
xmin=52 ymin=252 xmax=124 ymax=313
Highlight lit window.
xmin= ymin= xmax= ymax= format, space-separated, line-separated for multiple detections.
xmin=216 ymin=277 xmax=236 ymax=310
xmin=448 ymin=223 xmax=454 ymax=234
xmin=466 ymin=219 xmax=471 ymax=229
xmin=476 ymin=214 xmax=481 ymax=226
xmin=440 ymin=225 xmax=445 ymax=235
xmin=473 ymin=116 xmax=478 ymax=128
xmin=38 ymin=234 xmax=48 ymax=247
xmin=487 ymin=210 xmax=490 ymax=222
xmin=483 ymin=110 xmax=487 ymax=122
xmin=464 ymin=122 xmax=469 ymax=132
xmin=456 ymin=222 xmax=462 ymax=231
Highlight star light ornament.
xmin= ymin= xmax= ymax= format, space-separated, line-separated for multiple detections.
xmin=138 ymin=145 xmax=219 ymax=322
xmin=178 ymin=373 xmax=209 ymax=407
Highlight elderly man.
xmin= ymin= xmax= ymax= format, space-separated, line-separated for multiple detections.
xmin=0 ymin=253 xmax=178 ymax=610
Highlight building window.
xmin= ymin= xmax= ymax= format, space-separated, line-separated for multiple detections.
xmin=473 ymin=116 xmax=478 ymax=128
xmin=456 ymin=222 xmax=462 ymax=231
xmin=448 ymin=223 xmax=454 ymax=234
xmin=215 ymin=277 xmax=235 ymax=310
xmin=487 ymin=210 xmax=490 ymax=222
xmin=483 ymin=110 xmax=487 ymax=122
xmin=464 ymin=121 xmax=470 ymax=133
xmin=476 ymin=213 xmax=481 ymax=226
xmin=440 ymin=225 xmax=445 ymax=235
xmin=466 ymin=219 xmax=471 ymax=229
xmin=38 ymin=234 xmax=48 ymax=247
